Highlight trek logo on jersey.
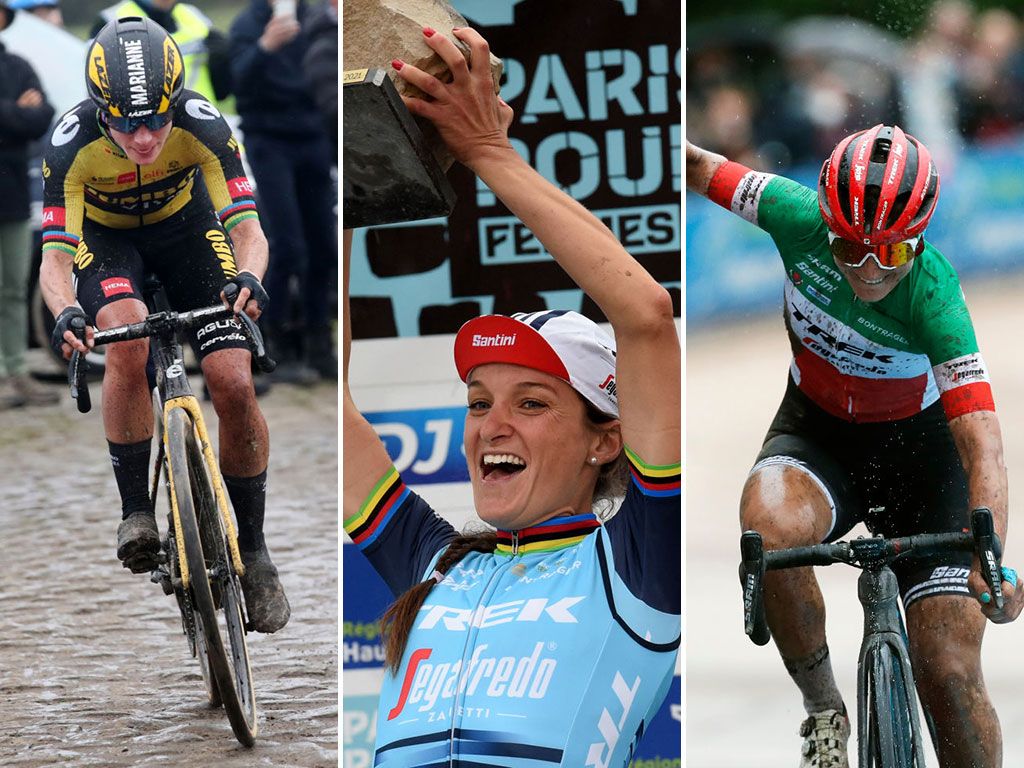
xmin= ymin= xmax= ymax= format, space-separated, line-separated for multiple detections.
xmin=41 ymin=207 xmax=64 ymax=228
xmin=386 ymin=642 xmax=558 ymax=720
xmin=933 ymin=353 xmax=989 ymax=389
xmin=792 ymin=306 xmax=894 ymax=364
xmin=101 ymin=277 xmax=134 ymax=298
xmin=417 ymin=596 xmax=584 ymax=631
xmin=472 ymin=332 xmax=517 ymax=347
xmin=228 ymin=177 xmax=253 ymax=197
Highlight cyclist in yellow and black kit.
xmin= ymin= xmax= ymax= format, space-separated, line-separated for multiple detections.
xmin=39 ymin=17 xmax=289 ymax=633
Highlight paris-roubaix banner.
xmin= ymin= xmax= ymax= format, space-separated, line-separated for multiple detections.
xmin=344 ymin=2 xmax=682 ymax=766
xmin=347 ymin=0 xmax=682 ymax=341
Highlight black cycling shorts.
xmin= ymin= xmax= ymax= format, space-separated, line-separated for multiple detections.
xmin=73 ymin=195 xmax=247 ymax=361
xmin=752 ymin=377 xmax=971 ymax=609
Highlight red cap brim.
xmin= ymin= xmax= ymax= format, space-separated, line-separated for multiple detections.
xmin=454 ymin=316 xmax=570 ymax=383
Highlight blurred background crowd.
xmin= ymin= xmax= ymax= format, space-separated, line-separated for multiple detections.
xmin=0 ymin=0 xmax=338 ymax=410
xmin=688 ymin=0 xmax=1024 ymax=176
xmin=686 ymin=0 xmax=1024 ymax=325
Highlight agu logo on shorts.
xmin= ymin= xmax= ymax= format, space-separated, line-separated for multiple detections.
xmin=101 ymin=277 xmax=134 ymax=298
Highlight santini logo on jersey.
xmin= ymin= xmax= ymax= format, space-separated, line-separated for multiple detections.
xmin=472 ymin=333 xmax=517 ymax=347
xmin=418 ymin=596 xmax=584 ymax=631
xmin=387 ymin=642 xmax=557 ymax=720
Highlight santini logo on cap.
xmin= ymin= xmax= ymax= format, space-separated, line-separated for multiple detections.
xmin=472 ymin=333 xmax=517 ymax=347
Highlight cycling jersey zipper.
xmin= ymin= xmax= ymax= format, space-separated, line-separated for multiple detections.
xmin=136 ymin=164 xmax=143 ymax=227
xmin=446 ymin=544 xmax=521 ymax=762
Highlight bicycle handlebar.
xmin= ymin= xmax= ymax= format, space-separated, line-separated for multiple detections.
xmin=740 ymin=507 xmax=1003 ymax=646
xmin=67 ymin=302 xmax=276 ymax=413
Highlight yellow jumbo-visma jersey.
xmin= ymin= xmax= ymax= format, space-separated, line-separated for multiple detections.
xmin=41 ymin=90 xmax=257 ymax=259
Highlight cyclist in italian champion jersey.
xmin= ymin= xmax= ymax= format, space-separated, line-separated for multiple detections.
xmin=40 ymin=17 xmax=289 ymax=633
xmin=343 ymin=27 xmax=680 ymax=767
xmin=688 ymin=126 xmax=1023 ymax=767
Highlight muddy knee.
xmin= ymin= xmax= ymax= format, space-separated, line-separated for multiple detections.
xmin=740 ymin=464 xmax=833 ymax=549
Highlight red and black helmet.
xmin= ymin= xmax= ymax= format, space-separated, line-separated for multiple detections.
xmin=817 ymin=124 xmax=939 ymax=245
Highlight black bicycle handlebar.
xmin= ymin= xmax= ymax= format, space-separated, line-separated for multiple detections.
xmin=740 ymin=507 xmax=1003 ymax=646
xmin=67 ymin=302 xmax=276 ymax=413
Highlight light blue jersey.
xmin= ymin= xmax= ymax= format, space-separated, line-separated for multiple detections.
xmin=345 ymin=450 xmax=681 ymax=767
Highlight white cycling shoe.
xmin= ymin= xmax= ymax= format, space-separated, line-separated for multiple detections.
xmin=799 ymin=709 xmax=851 ymax=768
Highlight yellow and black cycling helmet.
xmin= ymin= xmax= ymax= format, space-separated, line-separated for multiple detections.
xmin=86 ymin=17 xmax=184 ymax=130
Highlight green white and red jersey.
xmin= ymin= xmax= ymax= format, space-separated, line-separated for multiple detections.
xmin=708 ymin=162 xmax=995 ymax=423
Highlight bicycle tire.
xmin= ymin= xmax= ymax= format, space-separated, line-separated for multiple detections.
xmin=167 ymin=408 xmax=257 ymax=746
xmin=867 ymin=643 xmax=919 ymax=767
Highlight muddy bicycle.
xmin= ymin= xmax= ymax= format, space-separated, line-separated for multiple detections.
xmin=740 ymin=508 xmax=1007 ymax=768
xmin=66 ymin=284 xmax=274 ymax=746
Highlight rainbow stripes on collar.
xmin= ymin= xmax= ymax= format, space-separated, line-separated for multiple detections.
xmin=496 ymin=513 xmax=600 ymax=556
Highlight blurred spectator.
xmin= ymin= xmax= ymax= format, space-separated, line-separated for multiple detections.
xmin=0 ymin=3 xmax=56 ymax=408
xmin=903 ymin=0 xmax=975 ymax=172
xmin=230 ymin=0 xmax=337 ymax=382
xmin=7 ymin=0 xmax=61 ymax=26
xmin=957 ymin=7 xmax=1024 ymax=143
xmin=92 ymin=0 xmax=233 ymax=111
xmin=302 ymin=0 xmax=337 ymax=158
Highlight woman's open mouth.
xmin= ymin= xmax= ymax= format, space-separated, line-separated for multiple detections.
xmin=481 ymin=453 xmax=527 ymax=481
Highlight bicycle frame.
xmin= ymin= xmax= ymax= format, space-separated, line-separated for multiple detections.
xmin=152 ymin=327 xmax=246 ymax=588
xmin=739 ymin=510 xmax=1004 ymax=768
xmin=854 ymin=565 xmax=924 ymax=767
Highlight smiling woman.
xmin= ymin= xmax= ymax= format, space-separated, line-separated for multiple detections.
xmin=342 ymin=25 xmax=680 ymax=768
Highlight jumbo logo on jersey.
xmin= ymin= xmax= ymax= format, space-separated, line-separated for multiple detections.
xmin=417 ymin=596 xmax=584 ymax=630
xmin=386 ymin=642 xmax=558 ymax=720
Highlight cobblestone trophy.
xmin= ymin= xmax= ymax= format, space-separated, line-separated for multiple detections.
xmin=343 ymin=0 xmax=503 ymax=228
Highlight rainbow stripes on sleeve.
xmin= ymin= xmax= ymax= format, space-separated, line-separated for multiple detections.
xmin=624 ymin=446 xmax=681 ymax=497
xmin=217 ymin=176 xmax=259 ymax=232
xmin=344 ymin=466 xmax=411 ymax=550
xmin=41 ymin=206 xmax=80 ymax=256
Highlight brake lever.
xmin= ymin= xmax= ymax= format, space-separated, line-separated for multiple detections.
xmin=740 ymin=531 xmax=771 ymax=646
xmin=972 ymin=507 xmax=1004 ymax=611
xmin=68 ymin=316 xmax=92 ymax=413
xmin=223 ymin=283 xmax=276 ymax=373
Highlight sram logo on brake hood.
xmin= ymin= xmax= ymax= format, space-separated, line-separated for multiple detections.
xmin=417 ymin=596 xmax=584 ymax=630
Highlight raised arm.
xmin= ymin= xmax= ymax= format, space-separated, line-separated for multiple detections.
xmin=343 ymin=231 xmax=397 ymax=519
xmin=686 ymin=140 xmax=727 ymax=197
xmin=395 ymin=28 xmax=679 ymax=465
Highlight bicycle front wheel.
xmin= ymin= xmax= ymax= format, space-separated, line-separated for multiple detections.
xmin=167 ymin=408 xmax=257 ymax=746
xmin=865 ymin=641 xmax=920 ymax=767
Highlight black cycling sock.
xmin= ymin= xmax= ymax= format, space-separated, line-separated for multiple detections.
xmin=783 ymin=644 xmax=845 ymax=715
xmin=224 ymin=469 xmax=267 ymax=552
xmin=108 ymin=439 xmax=153 ymax=519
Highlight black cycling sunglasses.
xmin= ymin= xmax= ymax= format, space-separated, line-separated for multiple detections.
xmin=104 ymin=111 xmax=173 ymax=134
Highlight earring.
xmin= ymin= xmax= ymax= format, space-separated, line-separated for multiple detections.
xmin=589 ymin=456 xmax=598 ymax=465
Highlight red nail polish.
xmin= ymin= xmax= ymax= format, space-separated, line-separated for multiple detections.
xmin=423 ymin=26 xmax=436 ymax=37
xmin=391 ymin=58 xmax=404 ymax=70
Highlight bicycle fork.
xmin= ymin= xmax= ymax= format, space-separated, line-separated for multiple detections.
xmin=855 ymin=567 xmax=924 ymax=768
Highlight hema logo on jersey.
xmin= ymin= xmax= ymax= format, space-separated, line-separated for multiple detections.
xmin=417 ymin=596 xmax=585 ymax=631
xmin=387 ymin=642 xmax=557 ymax=720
